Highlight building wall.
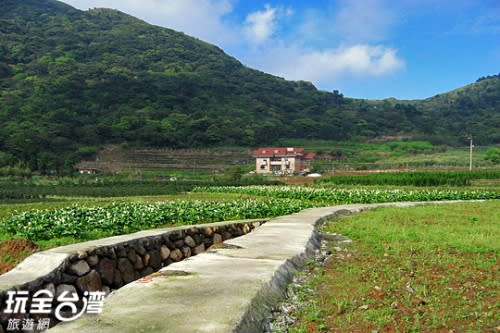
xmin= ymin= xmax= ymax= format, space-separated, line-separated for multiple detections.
xmin=255 ymin=157 xmax=270 ymax=174
xmin=255 ymin=157 xmax=303 ymax=174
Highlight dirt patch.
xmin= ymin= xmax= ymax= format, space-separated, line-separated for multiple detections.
xmin=0 ymin=239 xmax=40 ymax=274
xmin=282 ymin=177 xmax=316 ymax=185
xmin=75 ymin=145 xmax=253 ymax=173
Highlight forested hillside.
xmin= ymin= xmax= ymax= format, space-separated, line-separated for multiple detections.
xmin=417 ymin=75 xmax=500 ymax=144
xmin=0 ymin=0 xmax=498 ymax=174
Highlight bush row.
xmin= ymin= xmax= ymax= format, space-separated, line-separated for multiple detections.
xmin=317 ymin=170 xmax=500 ymax=186
xmin=194 ymin=186 xmax=499 ymax=204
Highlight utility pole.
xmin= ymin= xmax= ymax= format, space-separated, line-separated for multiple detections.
xmin=468 ymin=135 xmax=473 ymax=171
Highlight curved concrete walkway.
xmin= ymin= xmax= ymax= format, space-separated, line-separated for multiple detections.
xmin=49 ymin=201 xmax=461 ymax=333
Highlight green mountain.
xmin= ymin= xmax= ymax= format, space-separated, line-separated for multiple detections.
xmin=0 ymin=0 xmax=498 ymax=174
xmin=417 ymin=75 xmax=500 ymax=144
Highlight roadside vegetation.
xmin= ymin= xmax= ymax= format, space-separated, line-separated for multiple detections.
xmin=286 ymin=201 xmax=500 ymax=333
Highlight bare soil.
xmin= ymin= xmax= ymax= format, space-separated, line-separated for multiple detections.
xmin=0 ymin=239 xmax=40 ymax=274
xmin=75 ymin=145 xmax=253 ymax=172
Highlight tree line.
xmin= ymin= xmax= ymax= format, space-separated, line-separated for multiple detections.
xmin=0 ymin=0 xmax=498 ymax=174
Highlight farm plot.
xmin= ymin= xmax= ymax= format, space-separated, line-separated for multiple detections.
xmin=1 ymin=185 xmax=497 ymax=274
xmin=193 ymin=186 xmax=499 ymax=204
xmin=0 ymin=199 xmax=312 ymax=242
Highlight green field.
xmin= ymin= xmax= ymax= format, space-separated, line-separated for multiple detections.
xmin=318 ymin=170 xmax=500 ymax=187
xmin=1 ymin=177 xmax=497 ymax=270
xmin=285 ymin=201 xmax=500 ymax=333
xmin=279 ymin=139 xmax=499 ymax=171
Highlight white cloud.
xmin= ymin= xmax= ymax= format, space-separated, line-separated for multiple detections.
xmin=244 ymin=5 xmax=277 ymax=45
xmin=247 ymin=44 xmax=405 ymax=85
xmin=237 ymin=0 xmax=405 ymax=88
xmin=243 ymin=4 xmax=293 ymax=45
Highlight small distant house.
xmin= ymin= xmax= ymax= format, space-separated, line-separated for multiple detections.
xmin=78 ymin=167 xmax=98 ymax=175
xmin=75 ymin=161 xmax=99 ymax=175
xmin=252 ymin=147 xmax=315 ymax=175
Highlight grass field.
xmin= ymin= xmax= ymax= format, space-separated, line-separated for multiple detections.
xmin=280 ymin=139 xmax=498 ymax=171
xmin=287 ymin=201 xmax=500 ymax=333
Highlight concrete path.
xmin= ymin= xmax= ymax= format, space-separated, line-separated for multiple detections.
xmin=49 ymin=201 xmax=459 ymax=333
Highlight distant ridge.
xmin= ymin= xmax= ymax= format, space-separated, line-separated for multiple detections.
xmin=0 ymin=0 xmax=498 ymax=173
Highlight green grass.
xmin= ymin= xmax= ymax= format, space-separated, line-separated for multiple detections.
xmin=333 ymin=202 xmax=499 ymax=253
xmin=278 ymin=139 xmax=498 ymax=171
xmin=290 ymin=201 xmax=500 ymax=332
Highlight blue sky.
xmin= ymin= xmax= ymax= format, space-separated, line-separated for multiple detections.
xmin=60 ymin=0 xmax=499 ymax=100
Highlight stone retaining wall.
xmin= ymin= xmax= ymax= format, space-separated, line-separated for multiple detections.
xmin=0 ymin=220 xmax=265 ymax=332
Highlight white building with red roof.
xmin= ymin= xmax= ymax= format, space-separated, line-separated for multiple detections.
xmin=252 ymin=147 xmax=315 ymax=175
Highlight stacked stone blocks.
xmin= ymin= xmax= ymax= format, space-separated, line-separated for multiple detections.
xmin=0 ymin=220 xmax=264 ymax=332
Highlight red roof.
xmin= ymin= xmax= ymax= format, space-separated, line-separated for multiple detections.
xmin=303 ymin=152 xmax=316 ymax=160
xmin=253 ymin=147 xmax=314 ymax=159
